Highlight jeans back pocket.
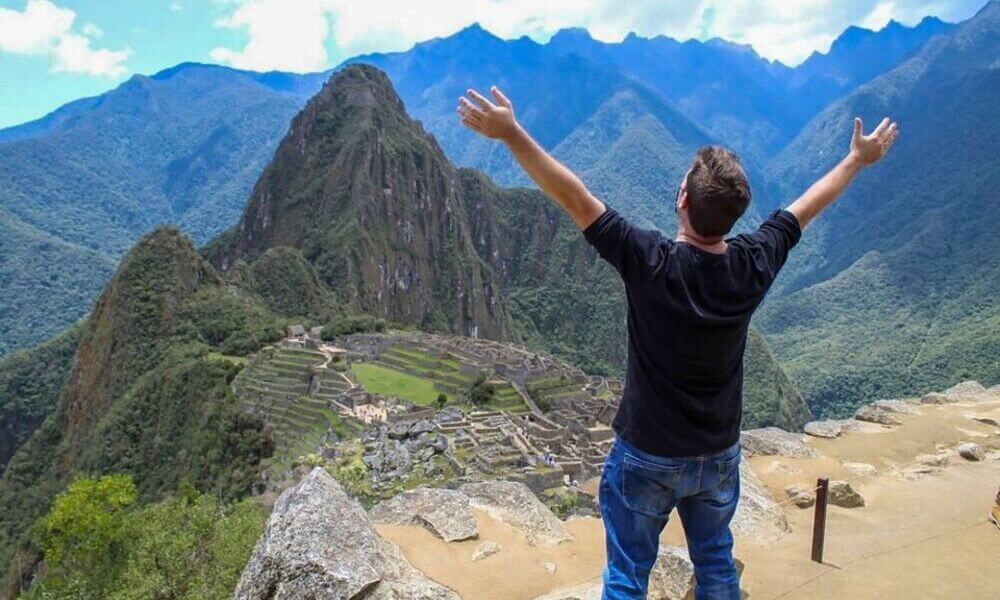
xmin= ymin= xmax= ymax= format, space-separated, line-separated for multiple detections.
xmin=622 ymin=454 xmax=685 ymax=518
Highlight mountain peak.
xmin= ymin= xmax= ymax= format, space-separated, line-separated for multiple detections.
xmin=206 ymin=63 xmax=512 ymax=341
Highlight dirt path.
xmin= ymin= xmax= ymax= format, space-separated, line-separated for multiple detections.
xmin=378 ymin=398 xmax=1000 ymax=599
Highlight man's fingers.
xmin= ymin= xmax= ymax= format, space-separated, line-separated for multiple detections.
xmin=461 ymin=118 xmax=483 ymax=133
xmin=457 ymin=105 xmax=482 ymax=124
xmin=466 ymin=89 xmax=496 ymax=111
xmin=490 ymin=86 xmax=512 ymax=109
xmin=872 ymin=117 xmax=891 ymax=136
xmin=879 ymin=122 xmax=899 ymax=144
xmin=458 ymin=97 xmax=484 ymax=119
xmin=853 ymin=117 xmax=863 ymax=142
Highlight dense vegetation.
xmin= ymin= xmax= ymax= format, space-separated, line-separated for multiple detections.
xmin=757 ymin=3 xmax=1000 ymax=416
xmin=0 ymin=325 xmax=81 ymax=473
xmin=0 ymin=228 xmax=282 ymax=594
xmin=24 ymin=474 xmax=265 ymax=599
xmin=0 ymin=64 xmax=323 ymax=357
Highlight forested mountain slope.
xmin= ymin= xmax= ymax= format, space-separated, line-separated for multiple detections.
xmin=0 ymin=227 xmax=283 ymax=591
xmin=757 ymin=1 xmax=1000 ymax=416
xmin=0 ymin=64 xmax=324 ymax=355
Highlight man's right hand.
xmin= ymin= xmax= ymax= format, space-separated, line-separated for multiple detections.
xmin=456 ymin=85 xmax=606 ymax=230
xmin=849 ymin=116 xmax=899 ymax=167
xmin=458 ymin=87 xmax=520 ymax=141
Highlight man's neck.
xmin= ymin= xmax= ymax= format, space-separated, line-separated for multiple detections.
xmin=675 ymin=227 xmax=727 ymax=254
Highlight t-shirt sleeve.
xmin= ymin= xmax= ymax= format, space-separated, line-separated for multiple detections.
xmin=582 ymin=208 xmax=663 ymax=280
xmin=745 ymin=209 xmax=802 ymax=274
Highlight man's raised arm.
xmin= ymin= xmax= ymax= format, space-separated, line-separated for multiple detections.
xmin=786 ymin=117 xmax=899 ymax=229
xmin=458 ymin=87 xmax=605 ymax=230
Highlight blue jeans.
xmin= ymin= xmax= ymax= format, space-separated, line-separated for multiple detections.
xmin=600 ymin=437 xmax=741 ymax=600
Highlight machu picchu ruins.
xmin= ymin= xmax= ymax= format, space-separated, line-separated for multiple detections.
xmin=232 ymin=328 xmax=622 ymax=494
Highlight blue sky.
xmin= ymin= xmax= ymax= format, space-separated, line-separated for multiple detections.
xmin=0 ymin=0 xmax=989 ymax=128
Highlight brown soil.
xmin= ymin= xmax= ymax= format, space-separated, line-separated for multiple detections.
xmin=378 ymin=398 xmax=1000 ymax=599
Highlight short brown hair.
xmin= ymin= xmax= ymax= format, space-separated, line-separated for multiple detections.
xmin=685 ymin=146 xmax=751 ymax=237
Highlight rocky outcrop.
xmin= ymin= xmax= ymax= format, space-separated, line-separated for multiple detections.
xmin=471 ymin=541 xmax=502 ymax=561
xmin=945 ymin=381 xmax=988 ymax=399
xmin=785 ymin=484 xmax=816 ymax=508
xmin=234 ymin=468 xmax=458 ymax=600
xmin=732 ymin=463 xmax=791 ymax=541
xmin=842 ymin=461 xmax=877 ymax=476
xmin=957 ymin=442 xmax=984 ymax=461
xmin=827 ymin=480 xmax=865 ymax=508
xmin=872 ymin=399 xmax=920 ymax=414
xmin=648 ymin=546 xmax=695 ymax=599
xmin=804 ymin=419 xmax=860 ymax=439
xmin=854 ymin=404 xmax=901 ymax=426
xmin=459 ymin=481 xmax=573 ymax=546
xmin=741 ymin=427 xmax=819 ymax=458
xmin=370 ymin=487 xmax=478 ymax=542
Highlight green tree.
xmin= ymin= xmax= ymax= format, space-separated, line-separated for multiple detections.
xmin=31 ymin=474 xmax=137 ymax=597
xmin=435 ymin=393 xmax=448 ymax=410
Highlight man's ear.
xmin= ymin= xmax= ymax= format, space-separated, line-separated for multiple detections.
xmin=677 ymin=188 xmax=688 ymax=211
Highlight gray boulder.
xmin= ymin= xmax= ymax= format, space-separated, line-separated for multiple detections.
xmin=648 ymin=545 xmax=695 ymax=599
xmin=364 ymin=438 xmax=413 ymax=482
xmin=873 ymin=399 xmax=919 ymax=414
xmin=784 ymin=484 xmax=816 ymax=508
xmin=233 ymin=467 xmax=458 ymax=600
xmin=459 ymin=481 xmax=573 ymax=546
xmin=920 ymin=392 xmax=955 ymax=405
xmin=732 ymin=463 xmax=790 ymax=541
xmin=957 ymin=442 xmax=984 ymax=461
xmin=409 ymin=419 xmax=435 ymax=437
xmin=915 ymin=453 xmax=950 ymax=467
xmin=804 ymin=419 xmax=859 ymax=439
xmin=387 ymin=421 xmax=411 ymax=440
xmin=648 ymin=546 xmax=746 ymax=600
xmin=471 ymin=540 xmax=501 ymax=561
xmin=842 ymin=461 xmax=877 ymax=476
xmin=741 ymin=427 xmax=819 ymax=458
xmin=945 ymin=381 xmax=987 ymax=400
xmin=827 ymin=480 xmax=865 ymax=508
xmin=854 ymin=404 xmax=901 ymax=426
xmin=370 ymin=487 xmax=478 ymax=542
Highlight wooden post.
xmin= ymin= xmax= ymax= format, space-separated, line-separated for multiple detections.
xmin=811 ymin=477 xmax=829 ymax=563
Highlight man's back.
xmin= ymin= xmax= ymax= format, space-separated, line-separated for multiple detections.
xmin=584 ymin=208 xmax=801 ymax=457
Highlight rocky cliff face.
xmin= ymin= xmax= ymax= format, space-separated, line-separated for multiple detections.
xmin=235 ymin=468 xmax=459 ymax=599
xmin=207 ymin=65 xmax=511 ymax=340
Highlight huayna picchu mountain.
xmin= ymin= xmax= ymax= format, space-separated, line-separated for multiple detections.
xmin=207 ymin=66 xmax=511 ymax=341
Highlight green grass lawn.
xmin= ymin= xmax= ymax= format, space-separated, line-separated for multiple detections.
xmin=350 ymin=362 xmax=450 ymax=406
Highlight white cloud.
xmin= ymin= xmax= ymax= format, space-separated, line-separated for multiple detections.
xmin=209 ymin=0 xmax=987 ymax=70
xmin=0 ymin=0 xmax=73 ymax=54
xmin=81 ymin=22 xmax=103 ymax=38
xmin=0 ymin=0 xmax=129 ymax=77
xmin=52 ymin=33 xmax=130 ymax=77
xmin=169 ymin=2 xmax=183 ymax=12
xmin=210 ymin=0 xmax=334 ymax=72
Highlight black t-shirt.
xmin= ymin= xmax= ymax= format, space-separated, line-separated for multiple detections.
xmin=583 ymin=208 xmax=801 ymax=457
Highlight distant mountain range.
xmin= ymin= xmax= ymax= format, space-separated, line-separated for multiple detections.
xmin=0 ymin=6 xmax=994 ymax=422
xmin=757 ymin=1 xmax=1000 ymax=415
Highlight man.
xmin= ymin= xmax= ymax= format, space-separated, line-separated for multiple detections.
xmin=458 ymin=87 xmax=897 ymax=599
